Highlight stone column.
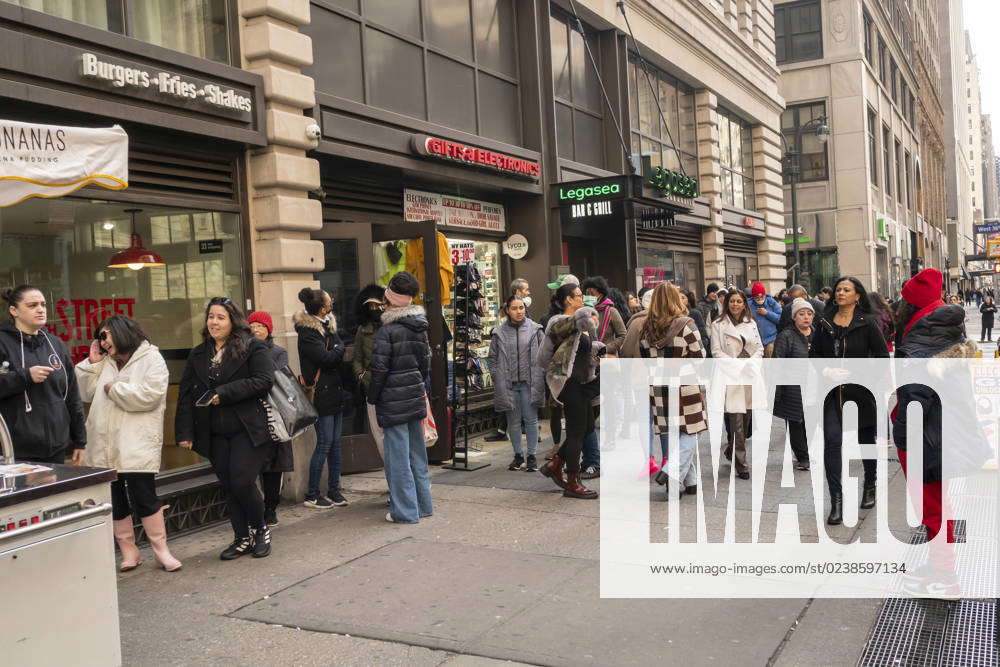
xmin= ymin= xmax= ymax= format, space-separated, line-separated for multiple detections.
xmin=695 ymin=91 xmax=726 ymax=289
xmin=239 ymin=0 xmax=325 ymax=500
xmin=751 ymin=125 xmax=787 ymax=292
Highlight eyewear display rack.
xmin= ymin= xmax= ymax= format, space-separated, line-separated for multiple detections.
xmin=443 ymin=261 xmax=490 ymax=471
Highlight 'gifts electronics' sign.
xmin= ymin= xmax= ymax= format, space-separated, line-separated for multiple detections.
xmin=412 ymin=134 xmax=540 ymax=181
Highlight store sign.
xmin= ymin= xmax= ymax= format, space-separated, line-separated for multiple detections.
xmin=412 ymin=135 xmax=540 ymax=180
xmin=404 ymin=189 xmax=506 ymax=232
xmin=634 ymin=206 xmax=675 ymax=229
xmin=449 ymin=241 xmax=476 ymax=265
xmin=876 ymin=217 xmax=890 ymax=241
xmin=974 ymin=221 xmax=1000 ymax=235
xmin=646 ymin=166 xmax=699 ymax=199
xmin=45 ymin=297 xmax=136 ymax=363
xmin=555 ymin=176 xmax=629 ymax=203
xmin=742 ymin=216 xmax=763 ymax=231
xmin=199 ymin=239 xmax=223 ymax=254
xmin=79 ymin=53 xmax=253 ymax=114
xmin=502 ymin=234 xmax=529 ymax=259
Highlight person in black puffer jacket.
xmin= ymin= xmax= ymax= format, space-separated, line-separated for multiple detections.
xmin=772 ymin=298 xmax=815 ymax=470
xmin=369 ymin=271 xmax=433 ymax=524
xmin=295 ymin=288 xmax=347 ymax=510
xmin=811 ymin=276 xmax=889 ymax=526
xmin=0 ymin=285 xmax=86 ymax=464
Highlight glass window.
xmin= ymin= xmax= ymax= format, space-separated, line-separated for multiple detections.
xmin=868 ymin=107 xmax=879 ymax=186
xmin=895 ymin=139 xmax=903 ymax=203
xmin=366 ymin=0 xmax=422 ymax=38
xmin=551 ymin=9 xmax=604 ymax=166
xmin=883 ymin=126 xmax=893 ymax=196
xmin=550 ymin=15 xmax=571 ymax=100
xmin=0 ymin=196 xmax=245 ymax=473
xmin=904 ymin=150 xmax=912 ymax=209
xmin=427 ymin=53 xmax=476 ymax=133
xmin=890 ymin=59 xmax=898 ymax=103
xmin=474 ymin=0 xmax=517 ymax=76
xmin=863 ymin=10 xmax=873 ymax=63
xmin=9 ymin=0 xmax=230 ymax=63
xmin=425 ymin=0 xmax=473 ymax=59
xmin=365 ymin=28 xmax=426 ymax=119
xmin=555 ymin=102 xmax=574 ymax=158
xmin=570 ymin=29 xmax=602 ymax=112
xmin=308 ymin=7 xmax=364 ymax=101
xmin=775 ymin=0 xmax=822 ymax=64
xmin=627 ymin=55 xmax=698 ymax=182
xmin=719 ymin=109 xmax=755 ymax=209
xmin=781 ymin=102 xmax=828 ymax=182
xmin=878 ymin=37 xmax=887 ymax=86
xmin=478 ymin=72 xmax=521 ymax=145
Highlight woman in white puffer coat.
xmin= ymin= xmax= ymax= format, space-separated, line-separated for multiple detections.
xmin=75 ymin=315 xmax=180 ymax=572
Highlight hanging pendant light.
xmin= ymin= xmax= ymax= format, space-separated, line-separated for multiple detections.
xmin=107 ymin=208 xmax=164 ymax=271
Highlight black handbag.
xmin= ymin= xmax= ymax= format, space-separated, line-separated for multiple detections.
xmin=265 ymin=369 xmax=319 ymax=441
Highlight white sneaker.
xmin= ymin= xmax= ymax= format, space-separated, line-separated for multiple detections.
xmin=385 ymin=512 xmax=395 ymax=523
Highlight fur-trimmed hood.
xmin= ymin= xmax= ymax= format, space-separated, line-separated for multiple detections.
xmin=381 ymin=304 xmax=428 ymax=332
xmin=293 ymin=310 xmax=337 ymax=334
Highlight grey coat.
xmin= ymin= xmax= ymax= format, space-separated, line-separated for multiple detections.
xmin=488 ymin=318 xmax=545 ymax=412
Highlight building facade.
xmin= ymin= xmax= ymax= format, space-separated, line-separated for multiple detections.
xmin=965 ymin=32 xmax=984 ymax=227
xmin=776 ymin=0 xmax=928 ymax=297
xmin=982 ymin=115 xmax=999 ymax=222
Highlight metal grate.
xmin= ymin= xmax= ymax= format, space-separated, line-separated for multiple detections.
xmin=858 ymin=597 xmax=951 ymax=666
xmin=940 ymin=601 xmax=998 ymax=667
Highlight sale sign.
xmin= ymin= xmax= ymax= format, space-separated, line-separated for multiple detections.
xmin=449 ymin=241 xmax=476 ymax=265
xmin=404 ymin=189 xmax=506 ymax=233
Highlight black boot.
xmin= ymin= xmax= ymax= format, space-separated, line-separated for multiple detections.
xmin=827 ymin=494 xmax=843 ymax=526
xmin=860 ymin=483 xmax=876 ymax=510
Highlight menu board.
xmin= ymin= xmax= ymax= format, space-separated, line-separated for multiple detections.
xmin=404 ymin=189 xmax=506 ymax=233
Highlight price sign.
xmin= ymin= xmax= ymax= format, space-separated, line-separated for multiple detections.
xmin=449 ymin=241 xmax=476 ymax=265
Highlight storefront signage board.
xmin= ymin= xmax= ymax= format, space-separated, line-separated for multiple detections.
xmin=554 ymin=176 xmax=630 ymax=204
xmin=404 ymin=189 xmax=506 ymax=233
xmin=502 ymin=234 xmax=529 ymax=259
xmin=646 ymin=166 xmax=699 ymax=199
xmin=411 ymin=135 xmax=540 ymax=181
xmin=987 ymin=239 xmax=1000 ymax=259
xmin=449 ymin=241 xmax=476 ymax=265
xmin=974 ymin=221 xmax=1000 ymax=235
xmin=198 ymin=239 xmax=223 ymax=254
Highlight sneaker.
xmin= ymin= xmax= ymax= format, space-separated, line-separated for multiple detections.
xmin=220 ymin=535 xmax=254 ymax=560
xmin=484 ymin=430 xmax=507 ymax=442
xmin=580 ymin=465 xmax=600 ymax=480
xmin=901 ymin=565 xmax=961 ymax=600
xmin=385 ymin=512 xmax=395 ymax=523
xmin=328 ymin=491 xmax=349 ymax=507
xmin=525 ymin=455 xmax=539 ymax=472
xmin=264 ymin=508 xmax=279 ymax=526
xmin=795 ymin=461 xmax=810 ymax=471
xmin=304 ymin=496 xmax=334 ymax=509
xmin=252 ymin=526 xmax=272 ymax=558
xmin=508 ymin=454 xmax=525 ymax=471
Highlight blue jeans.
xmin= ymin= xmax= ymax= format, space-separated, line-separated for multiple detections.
xmin=506 ymin=381 xmax=538 ymax=457
xmin=662 ymin=432 xmax=699 ymax=487
xmin=383 ymin=418 xmax=433 ymax=523
xmin=582 ymin=428 xmax=600 ymax=469
xmin=307 ymin=413 xmax=343 ymax=499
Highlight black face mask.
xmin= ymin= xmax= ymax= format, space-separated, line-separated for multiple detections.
xmin=365 ymin=307 xmax=383 ymax=323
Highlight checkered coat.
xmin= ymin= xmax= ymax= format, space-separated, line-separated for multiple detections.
xmin=622 ymin=313 xmax=708 ymax=436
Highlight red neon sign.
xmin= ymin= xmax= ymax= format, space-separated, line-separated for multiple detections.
xmin=413 ymin=134 xmax=540 ymax=180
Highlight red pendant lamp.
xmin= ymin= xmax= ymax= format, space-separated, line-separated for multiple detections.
xmin=107 ymin=208 xmax=164 ymax=271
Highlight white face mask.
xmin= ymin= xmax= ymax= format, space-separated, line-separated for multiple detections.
xmin=521 ymin=296 xmax=532 ymax=308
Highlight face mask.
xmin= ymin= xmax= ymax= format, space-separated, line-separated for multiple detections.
xmin=582 ymin=295 xmax=597 ymax=307
xmin=521 ymin=296 xmax=532 ymax=308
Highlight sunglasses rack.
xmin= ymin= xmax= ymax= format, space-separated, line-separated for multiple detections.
xmin=443 ymin=261 xmax=489 ymax=471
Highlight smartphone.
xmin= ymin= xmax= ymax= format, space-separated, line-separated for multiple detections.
xmin=195 ymin=390 xmax=215 ymax=407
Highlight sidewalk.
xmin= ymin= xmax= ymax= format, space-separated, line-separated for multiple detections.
xmin=117 ymin=428 xmax=890 ymax=667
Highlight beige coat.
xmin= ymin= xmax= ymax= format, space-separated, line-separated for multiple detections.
xmin=75 ymin=341 xmax=169 ymax=473
xmin=710 ymin=317 xmax=763 ymax=413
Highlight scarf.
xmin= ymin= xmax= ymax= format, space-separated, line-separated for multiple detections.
xmin=595 ymin=297 xmax=614 ymax=340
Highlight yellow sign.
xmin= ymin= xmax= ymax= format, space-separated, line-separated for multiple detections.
xmin=989 ymin=238 xmax=1000 ymax=258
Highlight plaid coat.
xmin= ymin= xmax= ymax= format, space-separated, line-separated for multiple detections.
xmin=622 ymin=314 xmax=708 ymax=436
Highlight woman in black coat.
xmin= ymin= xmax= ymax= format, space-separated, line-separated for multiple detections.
xmin=294 ymin=288 xmax=347 ymax=509
xmin=176 ymin=297 xmax=275 ymax=560
xmin=772 ymin=298 xmax=815 ymax=471
xmin=369 ymin=271 xmax=433 ymax=524
xmin=811 ymin=277 xmax=889 ymax=525
xmin=979 ymin=295 xmax=997 ymax=342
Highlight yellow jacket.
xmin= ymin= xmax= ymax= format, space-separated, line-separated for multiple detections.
xmin=405 ymin=231 xmax=454 ymax=306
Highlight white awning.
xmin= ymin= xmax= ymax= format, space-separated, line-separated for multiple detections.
xmin=0 ymin=119 xmax=128 ymax=207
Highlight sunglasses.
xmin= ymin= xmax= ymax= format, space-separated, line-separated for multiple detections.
xmin=210 ymin=297 xmax=233 ymax=306
xmin=97 ymin=331 xmax=109 ymax=341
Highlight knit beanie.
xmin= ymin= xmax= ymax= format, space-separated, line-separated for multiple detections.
xmin=901 ymin=268 xmax=943 ymax=309
xmin=751 ymin=281 xmax=766 ymax=297
xmin=247 ymin=311 xmax=274 ymax=335
xmin=789 ymin=297 xmax=814 ymax=320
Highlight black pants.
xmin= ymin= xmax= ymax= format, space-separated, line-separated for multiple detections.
xmin=210 ymin=431 xmax=272 ymax=537
xmin=110 ymin=472 xmax=162 ymax=521
xmin=260 ymin=471 xmax=282 ymax=512
xmin=823 ymin=399 xmax=877 ymax=496
xmin=557 ymin=381 xmax=595 ymax=473
xmin=26 ymin=449 xmax=67 ymax=464
xmin=550 ymin=404 xmax=563 ymax=445
xmin=787 ymin=420 xmax=810 ymax=464
xmin=982 ymin=326 xmax=993 ymax=341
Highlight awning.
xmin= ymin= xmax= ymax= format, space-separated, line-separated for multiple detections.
xmin=0 ymin=119 xmax=128 ymax=207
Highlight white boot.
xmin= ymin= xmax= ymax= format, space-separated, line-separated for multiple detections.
xmin=113 ymin=517 xmax=142 ymax=571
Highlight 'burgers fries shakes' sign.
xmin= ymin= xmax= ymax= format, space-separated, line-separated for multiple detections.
xmin=0 ymin=119 xmax=128 ymax=207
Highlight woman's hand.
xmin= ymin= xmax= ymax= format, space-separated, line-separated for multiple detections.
xmin=70 ymin=449 xmax=85 ymax=465
xmin=208 ymin=394 xmax=220 ymax=405
xmin=104 ymin=382 xmax=113 ymax=395
xmin=88 ymin=340 xmax=104 ymax=364
xmin=178 ymin=441 xmax=193 ymax=450
xmin=28 ymin=366 xmax=54 ymax=383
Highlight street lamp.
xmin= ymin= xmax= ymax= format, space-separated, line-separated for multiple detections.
xmin=780 ymin=115 xmax=830 ymax=287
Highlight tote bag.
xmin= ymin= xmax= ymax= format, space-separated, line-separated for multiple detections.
xmin=265 ymin=369 xmax=319 ymax=442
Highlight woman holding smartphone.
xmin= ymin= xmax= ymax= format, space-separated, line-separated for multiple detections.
xmin=176 ymin=297 xmax=275 ymax=560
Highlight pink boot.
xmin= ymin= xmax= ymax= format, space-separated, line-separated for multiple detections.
xmin=113 ymin=517 xmax=142 ymax=571
xmin=648 ymin=456 xmax=660 ymax=477
xmin=140 ymin=506 xmax=182 ymax=572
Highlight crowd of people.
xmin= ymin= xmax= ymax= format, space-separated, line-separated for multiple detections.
xmin=0 ymin=266 xmax=984 ymax=587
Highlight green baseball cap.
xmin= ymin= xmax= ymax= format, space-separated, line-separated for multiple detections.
xmin=546 ymin=274 xmax=579 ymax=290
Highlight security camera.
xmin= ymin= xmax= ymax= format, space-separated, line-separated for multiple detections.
xmin=305 ymin=123 xmax=322 ymax=140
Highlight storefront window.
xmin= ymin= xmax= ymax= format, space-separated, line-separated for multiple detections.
xmin=718 ymin=108 xmax=755 ymax=211
xmin=0 ymin=197 xmax=245 ymax=472
xmin=443 ymin=239 xmax=500 ymax=396
xmin=6 ymin=0 xmax=230 ymax=64
xmin=628 ymin=57 xmax=698 ymax=180
xmin=551 ymin=9 xmax=605 ymax=167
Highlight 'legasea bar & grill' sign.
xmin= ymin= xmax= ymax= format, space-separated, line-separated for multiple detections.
xmin=412 ymin=135 xmax=540 ymax=180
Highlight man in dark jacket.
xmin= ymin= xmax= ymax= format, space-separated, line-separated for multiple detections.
xmin=696 ymin=283 xmax=721 ymax=324
xmin=369 ymin=271 xmax=433 ymax=524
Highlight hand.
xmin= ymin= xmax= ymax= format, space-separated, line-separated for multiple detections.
xmin=178 ymin=441 xmax=193 ymax=450
xmin=70 ymin=449 xmax=85 ymax=465
xmin=88 ymin=340 xmax=104 ymax=363
xmin=104 ymin=382 xmax=113 ymax=395
xmin=28 ymin=366 xmax=54 ymax=383
xmin=208 ymin=394 xmax=220 ymax=405
xmin=757 ymin=308 xmax=767 ymax=315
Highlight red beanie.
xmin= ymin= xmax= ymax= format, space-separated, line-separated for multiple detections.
xmin=247 ymin=311 xmax=274 ymax=335
xmin=751 ymin=281 xmax=766 ymax=297
xmin=901 ymin=268 xmax=943 ymax=309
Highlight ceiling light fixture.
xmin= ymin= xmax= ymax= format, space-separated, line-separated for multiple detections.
xmin=107 ymin=208 xmax=164 ymax=271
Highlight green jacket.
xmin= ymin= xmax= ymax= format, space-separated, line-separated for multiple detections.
xmin=352 ymin=321 xmax=378 ymax=390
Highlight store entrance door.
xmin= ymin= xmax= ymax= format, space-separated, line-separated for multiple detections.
xmin=372 ymin=221 xmax=451 ymax=462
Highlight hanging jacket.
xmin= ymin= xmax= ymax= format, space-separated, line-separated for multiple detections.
xmin=405 ymin=231 xmax=454 ymax=306
xmin=0 ymin=323 xmax=86 ymax=460
xmin=893 ymin=304 xmax=984 ymax=482
xmin=488 ymin=317 xmax=545 ymax=412
xmin=368 ymin=305 xmax=430 ymax=427
xmin=75 ymin=341 xmax=168 ymax=473
xmin=749 ymin=294 xmax=782 ymax=345
xmin=294 ymin=311 xmax=346 ymax=416
xmin=175 ymin=337 xmax=275 ymax=457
